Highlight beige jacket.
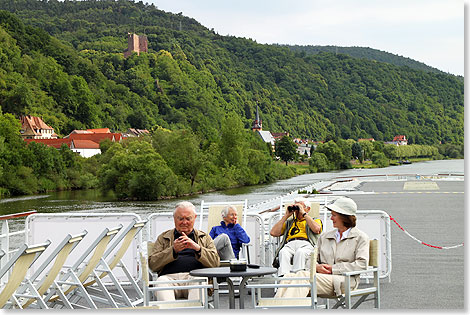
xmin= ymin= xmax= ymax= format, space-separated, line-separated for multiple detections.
xmin=317 ymin=227 xmax=369 ymax=295
xmin=149 ymin=228 xmax=220 ymax=275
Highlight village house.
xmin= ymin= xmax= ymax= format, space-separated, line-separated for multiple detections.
xmin=23 ymin=138 xmax=101 ymax=158
xmin=65 ymin=132 xmax=122 ymax=145
xmin=392 ymin=135 xmax=408 ymax=145
xmin=20 ymin=115 xmax=58 ymax=139
xmin=123 ymin=128 xmax=150 ymax=137
xmin=271 ymin=132 xmax=289 ymax=141
xmin=384 ymin=135 xmax=408 ymax=146
xmin=24 ymin=127 xmax=123 ymax=158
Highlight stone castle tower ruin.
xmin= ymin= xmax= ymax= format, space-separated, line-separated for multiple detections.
xmin=124 ymin=33 xmax=148 ymax=58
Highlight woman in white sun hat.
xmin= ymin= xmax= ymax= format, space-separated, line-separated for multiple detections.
xmin=275 ymin=197 xmax=369 ymax=298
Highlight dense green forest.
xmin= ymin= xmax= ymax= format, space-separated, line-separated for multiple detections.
xmin=0 ymin=0 xmax=464 ymax=200
xmin=0 ymin=0 xmax=464 ymax=145
xmin=285 ymin=45 xmax=448 ymax=75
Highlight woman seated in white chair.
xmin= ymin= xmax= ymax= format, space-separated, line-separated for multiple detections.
xmin=276 ymin=197 xmax=369 ymax=298
xmin=209 ymin=205 xmax=250 ymax=260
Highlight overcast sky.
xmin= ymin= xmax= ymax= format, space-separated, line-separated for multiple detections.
xmin=149 ymin=0 xmax=464 ymax=76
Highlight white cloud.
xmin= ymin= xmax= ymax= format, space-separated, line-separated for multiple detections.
xmin=151 ymin=0 xmax=464 ymax=75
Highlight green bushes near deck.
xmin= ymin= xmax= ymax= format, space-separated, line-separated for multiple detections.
xmin=98 ymin=115 xmax=295 ymax=200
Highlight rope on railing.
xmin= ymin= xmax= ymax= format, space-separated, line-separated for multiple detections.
xmin=389 ymin=216 xmax=463 ymax=249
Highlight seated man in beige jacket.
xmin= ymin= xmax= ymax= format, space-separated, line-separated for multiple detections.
xmin=149 ymin=201 xmax=220 ymax=301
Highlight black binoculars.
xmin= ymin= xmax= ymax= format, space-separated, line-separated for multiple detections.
xmin=287 ymin=205 xmax=300 ymax=212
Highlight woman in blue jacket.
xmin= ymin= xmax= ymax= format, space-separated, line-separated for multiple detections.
xmin=209 ymin=205 xmax=251 ymax=260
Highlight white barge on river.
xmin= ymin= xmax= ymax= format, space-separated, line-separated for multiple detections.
xmin=0 ymin=170 xmax=464 ymax=309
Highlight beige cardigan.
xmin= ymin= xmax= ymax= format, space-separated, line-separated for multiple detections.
xmin=317 ymin=227 xmax=369 ymax=295
xmin=149 ymin=228 xmax=220 ymax=275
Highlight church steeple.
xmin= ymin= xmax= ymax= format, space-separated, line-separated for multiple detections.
xmin=252 ymin=103 xmax=262 ymax=131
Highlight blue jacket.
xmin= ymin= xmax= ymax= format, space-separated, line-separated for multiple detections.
xmin=209 ymin=222 xmax=251 ymax=258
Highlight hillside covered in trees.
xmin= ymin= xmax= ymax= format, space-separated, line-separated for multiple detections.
xmin=0 ymin=0 xmax=464 ymax=146
xmin=285 ymin=45 xmax=448 ymax=75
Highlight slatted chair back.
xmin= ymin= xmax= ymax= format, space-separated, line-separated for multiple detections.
xmin=26 ymin=213 xmax=142 ymax=285
xmin=0 ymin=242 xmax=51 ymax=308
xmin=83 ymin=219 xmax=147 ymax=286
xmin=46 ymin=225 xmax=122 ymax=306
xmin=20 ymin=232 xmax=87 ymax=309
xmin=80 ymin=220 xmax=147 ymax=308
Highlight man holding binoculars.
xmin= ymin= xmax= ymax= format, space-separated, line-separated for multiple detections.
xmin=270 ymin=197 xmax=322 ymax=276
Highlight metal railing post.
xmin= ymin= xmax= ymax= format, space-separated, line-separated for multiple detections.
xmin=1 ymin=219 xmax=9 ymax=285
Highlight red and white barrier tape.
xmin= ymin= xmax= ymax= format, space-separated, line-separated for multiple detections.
xmin=389 ymin=216 xmax=464 ymax=249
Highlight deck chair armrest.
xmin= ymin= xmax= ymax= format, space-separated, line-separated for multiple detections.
xmin=246 ymin=282 xmax=313 ymax=290
xmin=149 ymin=284 xmax=213 ymax=291
xmin=250 ymin=276 xmax=311 ymax=283
xmin=342 ymin=267 xmax=378 ymax=277
xmin=148 ymin=278 xmax=209 ymax=286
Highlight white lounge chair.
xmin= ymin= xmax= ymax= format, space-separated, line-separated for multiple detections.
xmin=83 ymin=219 xmax=147 ymax=308
xmin=321 ymin=239 xmax=380 ymax=309
xmin=44 ymin=225 xmax=122 ymax=309
xmin=202 ymin=200 xmax=250 ymax=262
xmin=11 ymin=232 xmax=87 ymax=309
xmin=0 ymin=241 xmax=51 ymax=308
xmin=246 ymin=248 xmax=319 ymax=309
xmin=140 ymin=247 xmax=211 ymax=309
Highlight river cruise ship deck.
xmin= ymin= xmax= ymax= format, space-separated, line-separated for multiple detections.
xmin=0 ymin=160 xmax=464 ymax=309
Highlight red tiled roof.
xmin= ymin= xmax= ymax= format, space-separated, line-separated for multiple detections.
xmin=67 ymin=133 xmax=122 ymax=144
xmin=69 ymin=130 xmax=94 ymax=135
xmin=86 ymin=128 xmax=110 ymax=133
xmin=72 ymin=139 xmax=100 ymax=149
xmin=271 ymin=132 xmax=289 ymax=139
xmin=393 ymin=135 xmax=407 ymax=141
xmin=20 ymin=115 xmax=53 ymax=131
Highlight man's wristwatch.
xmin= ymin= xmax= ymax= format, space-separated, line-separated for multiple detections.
xmin=302 ymin=212 xmax=307 ymax=218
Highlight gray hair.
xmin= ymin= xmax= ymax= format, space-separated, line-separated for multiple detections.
xmin=221 ymin=205 xmax=237 ymax=219
xmin=294 ymin=197 xmax=311 ymax=209
xmin=174 ymin=201 xmax=196 ymax=216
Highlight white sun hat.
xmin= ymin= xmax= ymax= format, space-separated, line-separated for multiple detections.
xmin=326 ymin=197 xmax=357 ymax=216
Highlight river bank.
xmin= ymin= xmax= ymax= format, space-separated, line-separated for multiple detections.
xmin=0 ymin=159 xmax=463 ymax=218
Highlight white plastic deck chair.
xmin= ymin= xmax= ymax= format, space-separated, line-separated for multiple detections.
xmin=11 ymin=232 xmax=87 ymax=309
xmin=139 ymin=250 xmax=211 ymax=309
xmin=0 ymin=241 xmax=51 ymax=308
xmin=246 ymin=247 xmax=318 ymax=309
xmin=321 ymin=239 xmax=380 ymax=309
xmin=200 ymin=200 xmax=249 ymax=262
xmin=83 ymin=219 xmax=147 ymax=308
xmin=319 ymin=208 xmax=391 ymax=283
xmin=44 ymin=225 xmax=122 ymax=309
